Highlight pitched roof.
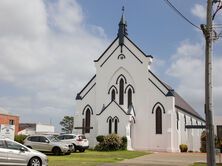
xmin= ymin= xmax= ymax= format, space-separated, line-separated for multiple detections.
xmin=162 ymin=79 xmax=205 ymax=121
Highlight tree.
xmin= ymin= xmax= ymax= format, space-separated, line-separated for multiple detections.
xmin=60 ymin=116 xmax=74 ymax=133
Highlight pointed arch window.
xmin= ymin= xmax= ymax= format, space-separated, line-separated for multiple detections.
xmin=176 ymin=111 xmax=179 ymax=130
xmin=108 ymin=119 xmax=112 ymax=134
xmin=128 ymin=88 xmax=132 ymax=108
xmin=114 ymin=119 xmax=118 ymax=134
xmin=85 ymin=109 xmax=91 ymax=133
xmin=156 ymin=107 xmax=162 ymax=134
xmin=111 ymin=89 xmax=116 ymax=101
xmin=119 ymin=78 xmax=124 ymax=105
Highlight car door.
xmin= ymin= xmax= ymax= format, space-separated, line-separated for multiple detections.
xmin=6 ymin=140 xmax=28 ymax=166
xmin=0 ymin=140 xmax=8 ymax=164
xmin=39 ymin=136 xmax=52 ymax=152
xmin=28 ymin=136 xmax=41 ymax=150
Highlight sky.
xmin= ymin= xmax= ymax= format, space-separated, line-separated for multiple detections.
xmin=0 ymin=0 xmax=222 ymax=132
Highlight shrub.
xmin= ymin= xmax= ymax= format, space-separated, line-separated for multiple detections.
xmin=14 ymin=135 xmax=27 ymax=144
xmin=95 ymin=134 xmax=122 ymax=151
xmin=120 ymin=136 xmax=127 ymax=150
xmin=96 ymin=135 xmax=105 ymax=143
xmin=200 ymin=131 xmax=206 ymax=152
xmin=215 ymin=137 xmax=222 ymax=153
xmin=179 ymin=144 xmax=188 ymax=152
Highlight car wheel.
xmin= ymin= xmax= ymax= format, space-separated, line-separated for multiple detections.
xmin=79 ymin=149 xmax=85 ymax=152
xmin=73 ymin=144 xmax=77 ymax=152
xmin=29 ymin=157 xmax=41 ymax=166
xmin=52 ymin=147 xmax=61 ymax=155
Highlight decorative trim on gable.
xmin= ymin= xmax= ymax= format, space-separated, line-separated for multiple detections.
xmin=123 ymin=44 xmax=143 ymax=64
xmin=76 ymin=75 xmax=96 ymax=100
xmin=116 ymin=74 xmax=127 ymax=84
xmin=82 ymin=105 xmax=93 ymax=115
xmin=124 ymin=84 xmax=135 ymax=94
xmin=149 ymin=70 xmax=170 ymax=91
xmin=94 ymin=37 xmax=119 ymax=62
xmin=118 ymin=54 xmax=126 ymax=60
xmin=152 ymin=102 xmax=166 ymax=114
xmin=148 ymin=78 xmax=166 ymax=96
xmin=96 ymin=100 xmax=130 ymax=116
xmin=125 ymin=35 xmax=153 ymax=59
xmin=100 ymin=45 xmax=120 ymax=67
xmin=81 ymin=83 xmax=96 ymax=100
xmin=108 ymin=85 xmax=118 ymax=94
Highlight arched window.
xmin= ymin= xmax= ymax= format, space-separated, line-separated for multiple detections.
xmin=176 ymin=111 xmax=179 ymax=130
xmin=114 ymin=118 xmax=118 ymax=134
xmin=128 ymin=88 xmax=132 ymax=108
xmin=119 ymin=78 xmax=124 ymax=105
xmin=111 ymin=89 xmax=115 ymax=101
xmin=85 ymin=109 xmax=91 ymax=133
xmin=108 ymin=119 xmax=112 ymax=134
xmin=156 ymin=107 xmax=162 ymax=134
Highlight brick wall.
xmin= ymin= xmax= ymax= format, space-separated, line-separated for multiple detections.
xmin=0 ymin=114 xmax=20 ymax=134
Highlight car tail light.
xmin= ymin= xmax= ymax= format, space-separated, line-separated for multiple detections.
xmin=76 ymin=136 xmax=82 ymax=141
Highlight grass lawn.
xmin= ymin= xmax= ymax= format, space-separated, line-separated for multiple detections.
xmin=193 ymin=163 xmax=222 ymax=166
xmin=48 ymin=150 xmax=148 ymax=166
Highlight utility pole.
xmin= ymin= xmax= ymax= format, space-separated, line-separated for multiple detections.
xmin=201 ymin=0 xmax=216 ymax=165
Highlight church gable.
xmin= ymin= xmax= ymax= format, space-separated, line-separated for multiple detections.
xmin=94 ymin=36 xmax=152 ymax=68
xmin=97 ymin=100 xmax=130 ymax=116
xmin=76 ymin=74 xmax=96 ymax=100
xmin=94 ymin=11 xmax=152 ymax=69
xmin=148 ymin=70 xmax=172 ymax=97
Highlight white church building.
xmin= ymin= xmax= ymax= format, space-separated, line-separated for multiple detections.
xmin=73 ymin=13 xmax=205 ymax=152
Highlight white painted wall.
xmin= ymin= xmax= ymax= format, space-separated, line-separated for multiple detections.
xmin=214 ymin=116 xmax=222 ymax=139
xmin=74 ymin=36 xmax=204 ymax=152
xmin=36 ymin=124 xmax=55 ymax=133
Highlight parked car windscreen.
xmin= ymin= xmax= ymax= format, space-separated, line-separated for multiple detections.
xmin=46 ymin=135 xmax=60 ymax=142
xmin=64 ymin=135 xmax=75 ymax=139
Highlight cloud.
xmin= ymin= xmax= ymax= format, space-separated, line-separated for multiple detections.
xmin=191 ymin=3 xmax=206 ymax=21
xmin=167 ymin=40 xmax=222 ymax=117
xmin=0 ymin=0 xmax=108 ymax=131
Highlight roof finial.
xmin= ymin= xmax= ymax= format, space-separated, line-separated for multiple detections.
xmin=118 ymin=6 xmax=128 ymax=46
xmin=122 ymin=6 xmax=125 ymax=14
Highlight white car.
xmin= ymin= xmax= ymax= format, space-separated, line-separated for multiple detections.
xmin=24 ymin=135 xmax=73 ymax=155
xmin=57 ymin=134 xmax=89 ymax=152
xmin=0 ymin=138 xmax=48 ymax=166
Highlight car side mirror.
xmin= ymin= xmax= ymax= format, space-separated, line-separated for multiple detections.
xmin=20 ymin=147 xmax=26 ymax=152
xmin=45 ymin=140 xmax=50 ymax=143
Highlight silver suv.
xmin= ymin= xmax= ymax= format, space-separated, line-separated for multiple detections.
xmin=0 ymin=138 xmax=48 ymax=166
xmin=24 ymin=135 xmax=73 ymax=155
xmin=57 ymin=134 xmax=89 ymax=152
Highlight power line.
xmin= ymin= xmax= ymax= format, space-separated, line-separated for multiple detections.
xmin=163 ymin=0 xmax=201 ymax=30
